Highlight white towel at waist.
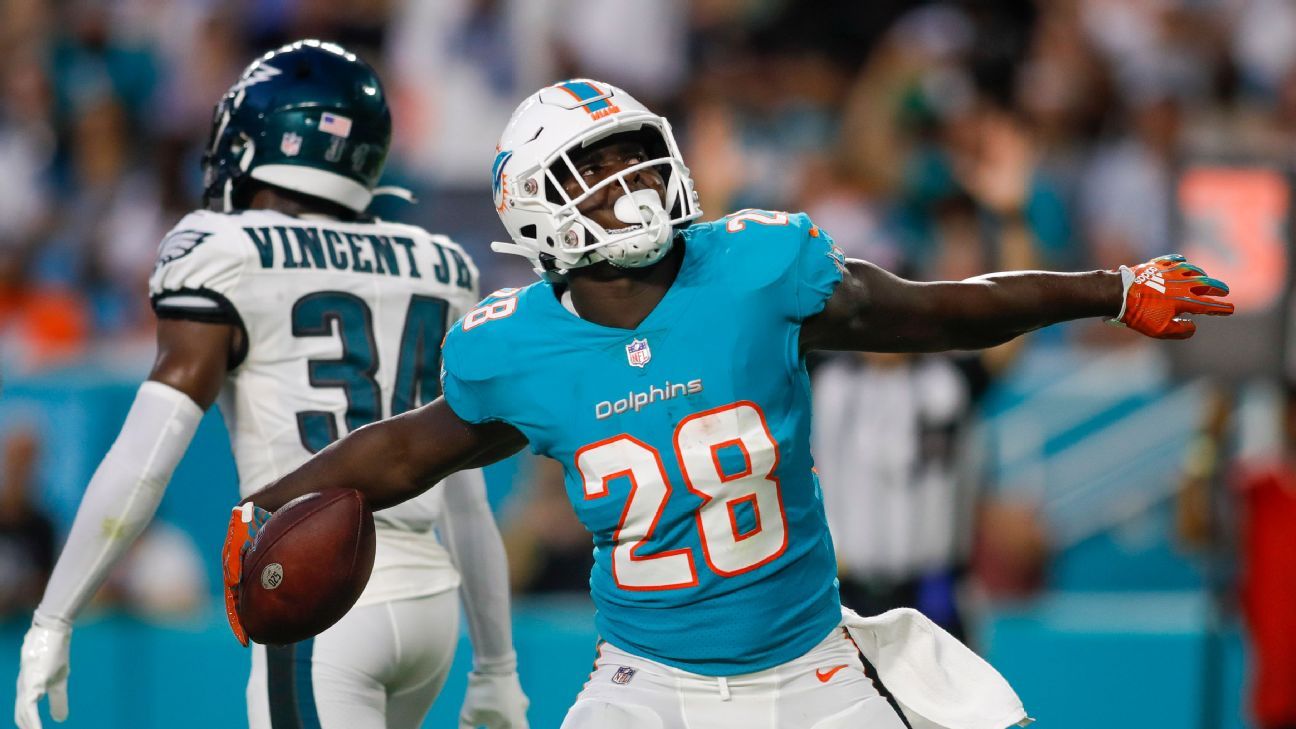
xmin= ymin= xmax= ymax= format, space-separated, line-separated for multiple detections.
xmin=841 ymin=606 xmax=1033 ymax=729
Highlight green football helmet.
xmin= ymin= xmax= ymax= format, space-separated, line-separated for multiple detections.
xmin=202 ymin=39 xmax=392 ymax=213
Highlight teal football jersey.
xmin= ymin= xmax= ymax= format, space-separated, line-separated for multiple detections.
xmin=442 ymin=210 xmax=846 ymax=675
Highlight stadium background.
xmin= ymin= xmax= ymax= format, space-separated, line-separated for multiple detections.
xmin=0 ymin=0 xmax=1288 ymax=727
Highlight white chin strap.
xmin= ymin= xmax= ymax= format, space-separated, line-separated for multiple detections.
xmin=596 ymin=189 xmax=673 ymax=269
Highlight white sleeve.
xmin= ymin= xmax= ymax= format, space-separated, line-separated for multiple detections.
xmin=35 ymin=382 xmax=204 ymax=626
xmin=436 ymin=468 xmax=517 ymax=674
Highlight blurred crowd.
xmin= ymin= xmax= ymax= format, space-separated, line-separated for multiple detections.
xmin=3 ymin=0 xmax=1295 ymax=368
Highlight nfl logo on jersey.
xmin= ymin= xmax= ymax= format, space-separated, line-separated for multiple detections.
xmin=611 ymin=666 xmax=637 ymax=685
xmin=625 ymin=338 xmax=651 ymax=368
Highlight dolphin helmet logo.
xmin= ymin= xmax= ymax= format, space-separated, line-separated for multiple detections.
xmin=492 ymin=149 xmax=513 ymax=209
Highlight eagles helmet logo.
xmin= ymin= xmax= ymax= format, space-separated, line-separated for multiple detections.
xmin=229 ymin=64 xmax=281 ymax=95
xmin=156 ymin=229 xmax=213 ymax=268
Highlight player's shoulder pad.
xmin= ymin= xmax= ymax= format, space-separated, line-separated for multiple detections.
xmin=149 ymin=210 xmax=252 ymax=303
xmin=442 ymin=282 xmax=545 ymax=383
xmin=681 ymin=210 xmax=830 ymax=291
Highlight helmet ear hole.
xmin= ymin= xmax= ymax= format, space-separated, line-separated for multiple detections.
xmin=519 ymin=224 xmax=537 ymax=240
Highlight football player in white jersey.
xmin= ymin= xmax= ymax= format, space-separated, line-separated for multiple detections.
xmin=15 ymin=40 xmax=529 ymax=729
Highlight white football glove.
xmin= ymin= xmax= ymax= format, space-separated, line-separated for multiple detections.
xmin=459 ymin=671 xmax=529 ymax=729
xmin=15 ymin=614 xmax=71 ymax=729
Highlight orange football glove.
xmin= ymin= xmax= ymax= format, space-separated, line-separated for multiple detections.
xmin=222 ymin=502 xmax=270 ymax=647
xmin=1111 ymin=254 xmax=1234 ymax=339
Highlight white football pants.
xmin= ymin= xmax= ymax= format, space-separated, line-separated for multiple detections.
xmin=561 ymin=625 xmax=909 ymax=729
xmin=247 ymin=589 xmax=459 ymax=729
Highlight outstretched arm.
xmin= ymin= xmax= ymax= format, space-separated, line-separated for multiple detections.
xmin=240 ymin=399 xmax=527 ymax=513
xmin=801 ymin=254 xmax=1233 ymax=354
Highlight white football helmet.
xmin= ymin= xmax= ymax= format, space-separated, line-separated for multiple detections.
xmin=490 ymin=80 xmax=702 ymax=279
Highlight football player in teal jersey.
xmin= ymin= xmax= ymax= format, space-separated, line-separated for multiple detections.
xmin=225 ymin=79 xmax=1234 ymax=729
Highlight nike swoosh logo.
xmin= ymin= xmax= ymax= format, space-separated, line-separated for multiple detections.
xmin=815 ymin=665 xmax=849 ymax=683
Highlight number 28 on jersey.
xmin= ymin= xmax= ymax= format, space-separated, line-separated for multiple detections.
xmin=576 ymin=401 xmax=788 ymax=591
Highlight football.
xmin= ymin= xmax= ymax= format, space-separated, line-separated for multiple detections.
xmin=237 ymin=489 xmax=376 ymax=645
